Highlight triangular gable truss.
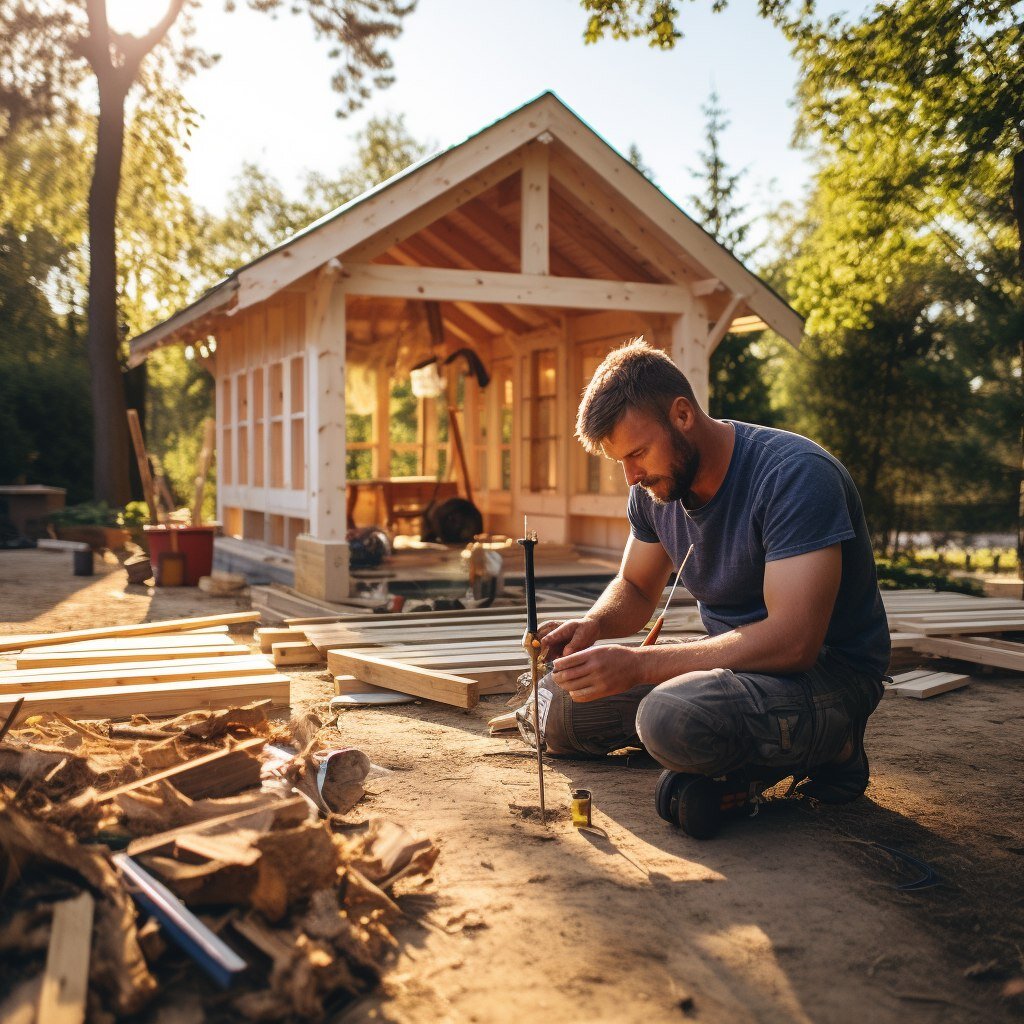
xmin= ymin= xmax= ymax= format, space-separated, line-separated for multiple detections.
xmin=129 ymin=92 xmax=802 ymax=366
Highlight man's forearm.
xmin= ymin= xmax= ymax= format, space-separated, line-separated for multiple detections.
xmin=585 ymin=574 xmax=657 ymax=639
xmin=637 ymin=615 xmax=818 ymax=684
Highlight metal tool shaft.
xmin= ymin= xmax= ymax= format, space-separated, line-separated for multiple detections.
xmin=518 ymin=518 xmax=545 ymax=824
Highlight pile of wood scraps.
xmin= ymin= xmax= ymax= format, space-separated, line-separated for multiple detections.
xmin=0 ymin=611 xmax=291 ymax=721
xmin=0 ymin=694 xmax=437 ymax=1021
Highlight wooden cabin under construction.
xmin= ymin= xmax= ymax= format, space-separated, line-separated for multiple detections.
xmin=128 ymin=92 xmax=804 ymax=602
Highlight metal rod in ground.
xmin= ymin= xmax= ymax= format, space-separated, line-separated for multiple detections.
xmin=531 ymin=644 xmax=546 ymax=824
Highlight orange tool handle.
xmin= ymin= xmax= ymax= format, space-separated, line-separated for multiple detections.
xmin=641 ymin=616 xmax=664 ymax=647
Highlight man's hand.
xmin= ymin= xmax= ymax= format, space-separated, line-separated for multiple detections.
xmin=551 ymin=644 xmax=642 ymax=702
xmin=529 ymin=618 xmax=601 ymax=661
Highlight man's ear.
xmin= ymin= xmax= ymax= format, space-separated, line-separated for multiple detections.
xmin=668 ymin=396 xmax=697 ymax=432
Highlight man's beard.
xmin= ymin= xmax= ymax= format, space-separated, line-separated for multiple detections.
xmin=640 ymin=428 xmax=700 ymax=506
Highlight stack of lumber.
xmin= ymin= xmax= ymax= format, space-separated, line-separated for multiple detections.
xmin=880 ymin=590 xmax=1024 ymax=698
xmin=0 ymin=698 xmax=437 ymax=1021
xmin=0 ymin=611 xmax=290 ymax=721
xmin=302 ymin=598 xmax=706 ymax=709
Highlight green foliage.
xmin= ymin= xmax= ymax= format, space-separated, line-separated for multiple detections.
xmin=0 ymin=229 xmax=92 ymax=499
xmin=122 ymin=501 xmax=151 ymax=528
xmin=874 ymin=558 xmax=983 ymax=596
xmin=582 ymin=0 xmax=689 ymax=49
xmin=46 ymin=501 xmax=124 ymax=527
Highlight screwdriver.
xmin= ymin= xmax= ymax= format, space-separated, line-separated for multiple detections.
xmin=641 ymin=543 xmax=694 ymax=647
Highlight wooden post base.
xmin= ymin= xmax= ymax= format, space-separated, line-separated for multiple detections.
xmin=294 ymin=534 xmax=350 ymax=603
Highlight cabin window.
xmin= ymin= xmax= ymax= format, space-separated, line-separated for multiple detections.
xmin=525 ymin=349 xmax=557 ymax=492
xmin=346 ymin=363 xmax=377 ymax=480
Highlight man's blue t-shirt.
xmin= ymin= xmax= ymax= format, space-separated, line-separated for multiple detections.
xmin=627 ymin=421 xmax=890 ymax=677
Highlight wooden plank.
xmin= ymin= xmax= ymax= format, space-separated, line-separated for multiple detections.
xmin=28 ymin=629 xmax=234 ymax=653
xmin=126 ymin=408 xmax=161 ymax=526
xmin=271 ymin=641 xmax=325 ymax=666
xmin=0 ymin=673 xmax=289 ymax=721
xmin=340 ymin=262 xmax=691 ymax=315
xmin=889 ymin=632 xmax=925 ymax=649
xmin=913 ymin=636 xmax=1024 ymax=672
xmin=16 ymin=645 xmax=249 ymax=670
xmin=0 ymin=657 xmax=277 ymax=695
xmin=256 ymin=627 xmax=307 ymax=653
xmin=192 ymin=416 xmax=216 ymax=527
xmin=888 ymin=671 xmax=970 ymax=699
xmin=38 ymin=892 xmax=94 ymax=1024
xmin=97 ymin=736 xmax=267 ymax=803
xmin=327 ymin=651 xmax=479 ymax=709
xmin=887 ymin=618 xmax=1024 ymax=636
xmin=521 ymin=142 xmax=550 ymax=274
xmin=0 ymin=612 xmax=260 ymax=654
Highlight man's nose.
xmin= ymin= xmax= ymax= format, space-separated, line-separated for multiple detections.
xmin=623 ymin=460 xmax=644 ymax=486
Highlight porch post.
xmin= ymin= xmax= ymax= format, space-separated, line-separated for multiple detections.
xmin=295 ymin=277 xmax=349 ymax=601
xmin=669 ymin=299 xmax=710 ymax=412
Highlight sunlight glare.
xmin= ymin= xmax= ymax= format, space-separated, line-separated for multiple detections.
xmin=105 ymin=0 xmax=173 ymax=37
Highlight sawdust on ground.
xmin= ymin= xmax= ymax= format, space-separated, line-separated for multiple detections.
xmin=2 ymin=548 xmax=1022 ymax=1024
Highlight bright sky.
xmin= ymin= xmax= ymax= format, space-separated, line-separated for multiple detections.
xmin=114 ymin=0 xmax=825 ymax=249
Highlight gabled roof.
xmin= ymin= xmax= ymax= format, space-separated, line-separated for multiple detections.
xmin=128 ymin=91 xmax=802 ymax=366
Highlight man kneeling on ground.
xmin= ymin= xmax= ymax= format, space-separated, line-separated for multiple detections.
xmin=528 ymin=340 xmax=890 ymax=835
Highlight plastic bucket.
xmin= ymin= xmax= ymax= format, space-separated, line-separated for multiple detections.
xmin=72 ymin=547 xmax=93 ymax=576
xmin=143 ymin=525 xmax=215 ymax=587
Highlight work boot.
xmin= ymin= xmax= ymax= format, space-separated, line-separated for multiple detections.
xmin=655 ymin=765 xmax=793 ymax=839
xmin=797 ymin=717 xmax=869 ymax=804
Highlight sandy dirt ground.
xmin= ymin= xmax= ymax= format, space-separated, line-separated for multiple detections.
xmin=2 ymin=548 xmax=1023 ymax=1023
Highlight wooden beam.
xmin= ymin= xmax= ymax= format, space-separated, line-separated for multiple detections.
xmin=546 ymin=107 xmax=804 ymax=345
xmin=549 ymin=152 xmax=695 ymax=286
xmin=38 ymin=893 xmax=94 ymax=1024
xmin=520 ymin=142 xmax=550 ymax=274
xmin=0 ymin=612 xmax=260 ymax=654
xmin=0 ymin=674 xmax=289 ymax=722
xmin=126 ymin=409 xmax=161 ymax=525
xmin=341 ymin=150 xmax=525 ymax=264
xmin=339 ymin=263 xmax=691 ymax=314
xmin=705 ymin=291 xmax=747 ymax=354
xmin=327 ymin=650 xmax=479 ymax=708
xmin=913 ymin=636 xmax=1024 ymax=670
xmin=16 ymin=645 xmax=249 ymax=669
xmin=0 ymin=656 xmax=278 ymax=695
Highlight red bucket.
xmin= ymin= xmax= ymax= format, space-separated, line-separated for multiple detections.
xmin=143 ymin=525 xmax=215 ymax=587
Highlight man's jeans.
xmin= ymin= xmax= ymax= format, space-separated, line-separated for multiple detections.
xmin=537 ymin=648 xmax=885 ymax=776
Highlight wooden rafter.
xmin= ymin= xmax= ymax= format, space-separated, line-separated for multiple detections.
xmin=549 ymin=153 xmax=697 ymax=286
xmin=453 ymin=199 xmax=588 ymax=278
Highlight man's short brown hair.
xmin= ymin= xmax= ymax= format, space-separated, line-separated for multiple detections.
xmin=575 ymin=338 xmax=698 ymax=455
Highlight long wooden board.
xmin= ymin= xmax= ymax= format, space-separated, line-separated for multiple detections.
xmin=15 ymin=645 xmax=249 ymax=670
xmin=0 ymin=612 xmax=260 ymax=653
xmin=0 ymin=674 xmax=290 ymax=720
xmin=37 ymin=892 xmax=94 ymax=1024
xmin=326 ymin=650 xmax=479 ymax=708
xmin=885 ymin=669 xmax=970 ymax=699
xmin=0 ymin=656 xmax=278 ymax=695
xmin=27 ymin=629 xmax=233 ymax=653
xmin=913 ymin=635 xmax=1024 ymax=672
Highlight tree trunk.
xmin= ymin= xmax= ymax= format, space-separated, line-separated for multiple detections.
xmin=1013 ymin=150 xmax=1024 ymax=582
xmin=86 ymin=76 xmax=131 ymax=506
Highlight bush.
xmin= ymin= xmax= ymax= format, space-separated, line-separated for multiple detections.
xmin=875 ymin=558 xmax=983 ymax=595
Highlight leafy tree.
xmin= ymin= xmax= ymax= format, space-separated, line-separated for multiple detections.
xmin=583 ymin=0 xmax=1024 ymax=569
xmin=200 ymin=114 xmax=428 ymax=285
xmin=627 ymin=142 xmax=655 ymax=181
xmin=685 ymin=89 xmax=777 ymax=424
xmin=0 ymin=0 xmax=415 ymax=507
